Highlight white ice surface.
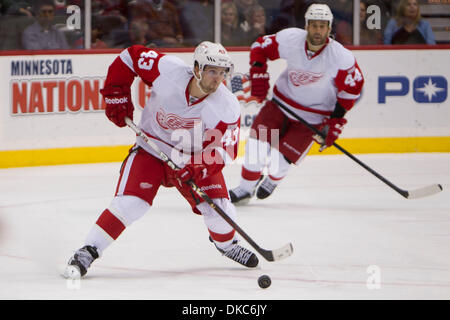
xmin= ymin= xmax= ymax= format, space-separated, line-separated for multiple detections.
xmin=0 ymin=153 xmax=449 ymax=300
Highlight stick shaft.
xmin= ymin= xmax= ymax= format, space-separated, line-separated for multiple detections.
xmin=125 ymin=117 xmax=283 ymax=261
xmin=272 ymin=99 xmax=410 ymax=197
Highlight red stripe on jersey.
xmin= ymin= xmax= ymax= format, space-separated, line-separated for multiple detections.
xmin=185 ymin=76 xmax=209 ymax=107
xmin=209 ymin=229 xmax=235 ymax=243
xmin=334 ymin=61 xmax=364 ymax=111
xmin=242 ymin=167 xmax=262 ymax=181
xmin=273 ymin=86 xmax=332 ymax=116
xmin=250 ymin=35 xmax=280 ymax=66
xmin=303 ymin=38 xmax=330 ymax=60
xmin=104 ymin=56 xmax=136 ymax=88
xmin=96 ymin=209 xmax=126 ymax=240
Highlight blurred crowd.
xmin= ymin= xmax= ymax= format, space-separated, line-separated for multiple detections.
xmin=0 ymin=0 xmax=439 ymax=50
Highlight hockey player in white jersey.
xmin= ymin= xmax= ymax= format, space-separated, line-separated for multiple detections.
xmin=64 ymin=42 xmax=259 ymax=279
xmin=230 ymin=3 xmax=364 ymax=204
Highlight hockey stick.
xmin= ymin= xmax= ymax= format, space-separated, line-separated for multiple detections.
xmin=272 ymin=98 xmax=443 ymax=200
xmin=125 ymin=117 xmax=293 ymax=262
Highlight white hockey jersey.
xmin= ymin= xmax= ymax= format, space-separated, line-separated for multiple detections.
xmin=250 ymin=28 xmax=364 ymax=124
xmin=105 ymin=45 xmax=241 ymax=170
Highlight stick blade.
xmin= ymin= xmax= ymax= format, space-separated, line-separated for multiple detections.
xmin=259 ymin=243 xmax=294 ymax=262
xmin=406 ymin=184 xmax=443 ymax=199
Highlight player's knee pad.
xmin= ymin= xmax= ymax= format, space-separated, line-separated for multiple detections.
xmin=109 ymin=195 xmax=150 ymax=226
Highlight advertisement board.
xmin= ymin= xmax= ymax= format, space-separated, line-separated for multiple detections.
xmin=0 ymin=46 xmax=448 ymax=168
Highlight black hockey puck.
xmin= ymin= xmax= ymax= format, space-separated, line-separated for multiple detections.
xmin=258 ymin=275 xmax=271 ymax=289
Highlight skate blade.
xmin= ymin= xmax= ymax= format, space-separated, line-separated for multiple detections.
xmin=61 ymin=265 xmax=81 ymax=280
xmin=233 ymin=197 xmax=252 ymax=206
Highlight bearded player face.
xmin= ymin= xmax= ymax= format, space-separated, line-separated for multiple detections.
xmin=306 ymin=20 xmax=331 ymax=47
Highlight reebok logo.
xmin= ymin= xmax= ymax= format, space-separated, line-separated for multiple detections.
xmin=282 ymin=141 xmax=301 ymax=156
xmin=200 ymin=184 xmax=222 ymax=191
xmin=105 ymin=97 xmax=128 ymax=104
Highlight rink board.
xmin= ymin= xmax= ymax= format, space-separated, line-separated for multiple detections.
xmin=0 ymin=47 xmax=449 ymax=168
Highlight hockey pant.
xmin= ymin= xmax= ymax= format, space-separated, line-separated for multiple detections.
xmin=241 ymin=100 xmax=318 ymax=187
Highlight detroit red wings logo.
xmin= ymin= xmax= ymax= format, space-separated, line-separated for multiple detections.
xmin=156 ymin=108 xmax=200 ymax=130
xmin=289 ymin=70 xmax=323 ymax=86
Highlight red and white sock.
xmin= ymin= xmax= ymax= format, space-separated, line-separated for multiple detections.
xmin=267 ymin=148 xmax=291 ymax=180
xmin=239 ymin=166 xmax=263 ymax=193
xmin=84 ymin=195 xmax=150 ymax=254
xmin=197 ymin=198 xmax=238 ymax=250
xmin=84 ymin=209 xmax=124 ymax=255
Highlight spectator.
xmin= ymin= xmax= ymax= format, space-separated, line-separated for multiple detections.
xmin=179 ymin=0 xmax=214 ymax=46
xmin=53 ymin=0 xmax=68 ymax=16
xmin=221 ymin=1 xmax=247 ymax=46
xmin=127 ymin=19 xmax=152 ymax=46
xmin=0 ymin=1 xmax=34 ymax=49
xmin=1 ymin=0 xmax=33 ymax=16
xmin=364 ymin=0 xmax=393 ymax=31
xmin=384 ymin=0 xmax=436 ymax=45
xmin=267 ymin=0 xmax=296 ymax=34
xmin=257 ymin=0 xmax=283 ymax=28
xmin=335 ymin=0 xmax=384 ymax=45
xmin=331 ymin=0 xmax=353 ymax=43
xmin=91 ymin=18 xmax=109 ymax=49
xmin=92 ymin=0 xmax=128 ymax=24
xmin=104 ymin=17 xmax=153 ymax=48
xmin=359 ymin=0 xmax=383 ymax=45
xmin=22 ymin=0 xmax=70 ymax=50
xmin=233 ymin=0 xmax=259 ymax=25
xmin=128 ymin=0 xmax=184 ymax=47
xmin=243 ymin=4 xmax=268 ymax=44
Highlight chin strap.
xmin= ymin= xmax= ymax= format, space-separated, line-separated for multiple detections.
xmin=193 ymin=69 xmax=208 ymax=96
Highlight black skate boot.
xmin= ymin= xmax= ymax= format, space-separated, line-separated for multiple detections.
xmin=256 ymin=177 xmax=278 ymax=199
xmin=63 ymin=245 xmax=99 ymax=279
xmin=229 ymin=187 xmax=253 ymax=205
xmin=210 ymin=236 xmax=258 ymax=268
xmin=229 ymin=176 xmax=263 ymax=205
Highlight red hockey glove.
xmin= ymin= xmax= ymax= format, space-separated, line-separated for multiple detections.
xmin=100 ymin=85 xmax=134 ymax=127
xmin=313 ymin=118 xmax=347 ymax=151
xmin=176 ymin=164 xmax=208 ymax=183
xmin=250 ymin=64 xmax=270 ymax=100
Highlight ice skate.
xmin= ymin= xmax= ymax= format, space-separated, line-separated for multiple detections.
xmin=63 ymin=245 xmax=99 ymax=279
xmin=256 ymin=177 xmax=278 ymax=199
xmin=210 ymin=237 xmax=259 ymax=268
xmin=229 ymin=176 xmax=263 ymax=205
xmin=229 ymin=186 xmax=254 ymax=205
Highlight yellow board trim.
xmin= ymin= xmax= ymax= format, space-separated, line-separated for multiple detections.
xmin=1 ymin=137 xmax=450 ymax=169
xmin=0 ymin=146 xmax=132 ymax=168
xmin=237 ymin=136 xmax=450 ymax=157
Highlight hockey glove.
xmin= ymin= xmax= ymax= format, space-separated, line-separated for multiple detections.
xmin=313 ymin=117 xmax=347 ymax=151
xmin=250 ymin=64 xmax=270 ymax=100
xmin=101 ymin=85 xmax=134 ymax=127
xmin=176 ymin=164 xmax=208 ymax=184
